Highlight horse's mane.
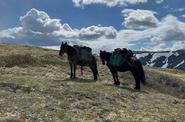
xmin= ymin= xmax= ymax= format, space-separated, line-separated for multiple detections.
xmin=106 ymin=51 xmax=112 ymax=55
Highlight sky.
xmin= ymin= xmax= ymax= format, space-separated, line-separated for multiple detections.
xmin=0 ymin=0 xmax=185 ymax=52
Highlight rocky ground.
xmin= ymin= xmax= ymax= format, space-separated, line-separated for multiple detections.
xmin=0 ymin=44 xmax=185 ymax=122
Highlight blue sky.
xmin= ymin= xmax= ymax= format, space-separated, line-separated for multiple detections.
xmin=1 ymin=0 xmax=184 ymax=30
xmin=0 ymin=0 xmax=185 ymax=51
xmin=0 ymin=0 xmax=123 ymax=29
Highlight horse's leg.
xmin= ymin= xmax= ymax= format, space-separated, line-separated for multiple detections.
xmin=135 ymin=76 xmax=141 ymax=90
xmin=89 ymin=56 xmax=98 ymax=80
xmin=108 ymin=66 xmax=116 ymax=82
xmin=70 ymin=64 xmax=73 ymax=79
xmin=131 ymin=70 xmax=140 ymax=90
xmin=81 ymin=66 xmax=83 ymax=76
xmin=112 ymin=72 xmax=117 ymax=84
xmin=90 ymin=65 xmax=98 ymax=80
xmin=114 ymin=71 xmax=120 ymax=85
xmin=74 ymin=65 xmax=76 ymax=79
xmin=108 ymin=65 xmax=119 ymax=85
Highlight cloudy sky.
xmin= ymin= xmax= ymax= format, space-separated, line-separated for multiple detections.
xmin=0 ymin=0 xmax=185 ymax=52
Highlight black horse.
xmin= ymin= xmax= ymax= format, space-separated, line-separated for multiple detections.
xmin=59 ymin=42 xmax=98 ymax=80
xmin=100 ymin=50 xmax=146 ymax=90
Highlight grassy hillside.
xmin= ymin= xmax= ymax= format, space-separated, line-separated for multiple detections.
xmin=0 ymin=44 xmax=185 ymax=122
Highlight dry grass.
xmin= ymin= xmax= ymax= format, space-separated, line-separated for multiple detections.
xmin=0 ymin=44 xmax=185 ymax=122
xmin=145 ymin=67 xmax=185 ymax=98
xmin=0 ymin=45 xmax=67 ymax=67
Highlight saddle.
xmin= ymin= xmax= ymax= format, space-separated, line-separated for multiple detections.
xmin=120 ymin=48 xmax=134 ymax=61
xmin=73 ymin=45 xmax=93 ymax=75
xmin=109 ymin=48 xmax=134 ymax=67
xmin=73 ymin=45 xmax=92 ymax=64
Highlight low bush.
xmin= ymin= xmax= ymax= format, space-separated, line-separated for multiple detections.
xmin=0 ymin=53 xmax=66 ymax=67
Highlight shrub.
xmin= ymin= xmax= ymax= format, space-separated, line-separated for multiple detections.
xmin=0 ymin=53 xmax=36 ymax=67
xmin=0 ymin=53 xmax=66 ymax=67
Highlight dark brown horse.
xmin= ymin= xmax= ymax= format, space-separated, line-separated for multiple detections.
xmin=59 ymin=42 xmax=98 ymax=80
xmin=100 ymin=50 xmax=146 ymax=90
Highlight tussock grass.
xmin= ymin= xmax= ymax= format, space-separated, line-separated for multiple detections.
xmin=0 ymin=53 xmax=67 ymax=67
xmin=145 ymin=67 xmax=185 ymax=98
xmin=0 ymin=53 xmax=36 ymax=67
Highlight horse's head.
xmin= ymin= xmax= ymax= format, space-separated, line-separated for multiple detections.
xmin=100 ymin=50 xmax=106 ymax=65
xmin=59 ymin=42 xmax=68 ymax=56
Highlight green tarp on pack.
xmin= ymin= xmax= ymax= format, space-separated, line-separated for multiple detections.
xmin=79 ymin=49 xmax=92 ymax=63
xmin=109 ymin=53 xmax=125 ymax=67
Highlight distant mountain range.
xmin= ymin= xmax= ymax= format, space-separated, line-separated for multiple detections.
xmin=135 ymin=50 xmax=185 ymax=70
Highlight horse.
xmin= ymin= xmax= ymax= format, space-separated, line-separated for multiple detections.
xmin=100 ymin=50 xmax=146 ymax=90
xmin=59 ymin=42 xmax=98 ymax=80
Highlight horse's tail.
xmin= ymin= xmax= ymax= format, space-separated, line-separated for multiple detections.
xmin=94 ymin=56 xmax=99 ymax=76
xmin=138 ymin=60 xmax=146 ymax=85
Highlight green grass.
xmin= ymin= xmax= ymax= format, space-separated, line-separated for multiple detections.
xmin=0 ymin=44 xmax=185 ymax=122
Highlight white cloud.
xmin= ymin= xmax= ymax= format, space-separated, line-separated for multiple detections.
xmin=79 ymin=25 xmax=117 ymax=40
xmin=122 ymin=9 xmax=159 ymax=29
xmin=20 ymin=8 xmax=62 ymax=33
xmin=182 ymin=15 xmax=185 ymax=18
xmin=171 ymin=41 xmax=185 ymax=50
xmin=0 ymin=8 xmax=117 ymax=46
xmin=149 ymin=15 xmax=185 ymax=42
xmin=116 ymin=12 xmax=185 ymax=51
xmin=130 ymin=15 xmax=185 ymax=51
xmin=156 ymin=0 xmax=164 ymax=4
xmin=72 ymin=0 xmax=148 ymax=7
xmin=72 ymin=0 xmax=168 ymax=7
xmin=174 ymin=8 xmax=185 ymax=12
xmin=140 ymin=42 xmax=169 ymax=51
xmin=1 ymin=8 xmax=185 ymax=52
xmin=0 ymin=27 xmax=23 ymax=39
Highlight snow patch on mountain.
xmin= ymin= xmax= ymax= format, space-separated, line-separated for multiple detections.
xmin=174 ymin=60 xmax=184 ymax=68
xmin=136 ymin=53 xmax=149 ymax=59
xmin=135 ymin=50 xmax=185 ymax=70
xmin=150 ymin=52 xmax=171 ymax=62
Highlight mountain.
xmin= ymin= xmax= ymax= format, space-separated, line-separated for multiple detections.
xmin=135 ymin=50 xmax=185 ymax=70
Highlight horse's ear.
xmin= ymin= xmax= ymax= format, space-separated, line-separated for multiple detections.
xmin=65 ymin=42 xmax=67 ymax=45
xmin=100 ymin=50 xmax=102 ymax=53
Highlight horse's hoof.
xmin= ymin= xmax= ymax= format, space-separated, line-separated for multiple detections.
xmin=134 ymin=87 xmax=141 ymax=90
xmin=70 ymin=77 xmax=75 ymax=80
xmin=114 ymin=82 xmax=120 ymax=86
xmin=142 ymin=81 xmax=147 ymax=86
xmin=94 ymin=77 xmax=98 ymax=81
